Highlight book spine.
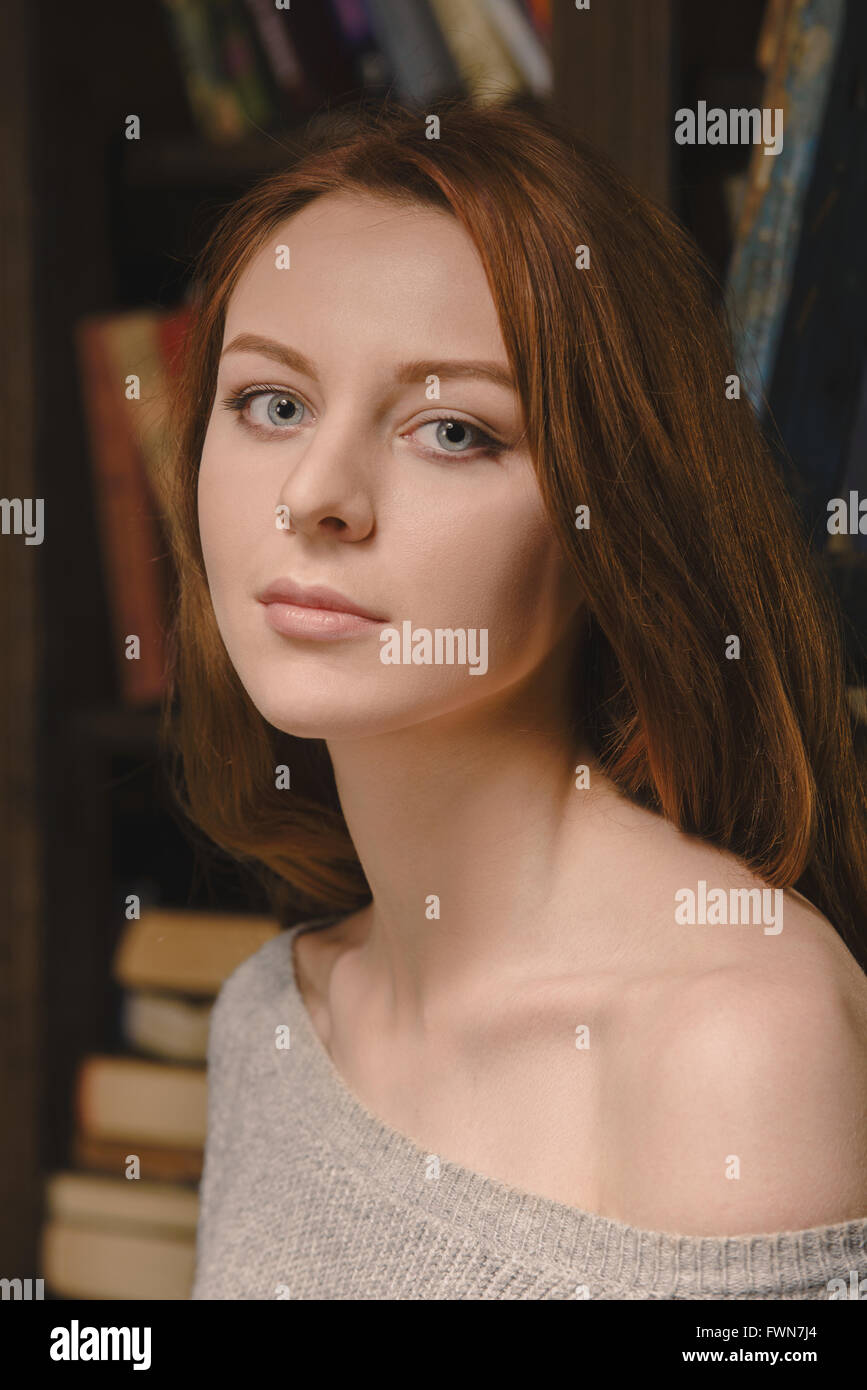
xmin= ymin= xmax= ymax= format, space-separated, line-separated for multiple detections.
xmin=478 ymin=0 xmax=552 ymax=97
xmin=328 ymin=0 xmax=394 ymax=91
xmin=76 ymin=1056 xmax=207 ymax=1149
xmin=160 ymin=0 xmax=247 ymax=142
xmin=74 ymin=319 xmax=168 ymax=706
xmin=522 ymin=0 xmax=551 ymax=42
xmin=72 ymin=1131 xmax=203 ymax=1183
xmin=243 ymin=0 xmax=311 ymax=108
xmin=330 ymin=0 xmax=372 ymax=44
xmin=428 ymin=0 xmax=521 ymax=103
xmin=156 ymin=305 xmax=192 ymax=385
xmin=364 ymin=0 xmax=463 ymax=105
xmin=756 ymin=0 xmax=795 ymax=73
xmin=725 ymin=0 xmax=845 ymax=414
xmin=211 ymin=0 xmax=277 ymax=131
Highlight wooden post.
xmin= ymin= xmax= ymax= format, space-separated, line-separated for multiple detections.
xmin=0 ymin=0 xmax=42 ymax=1272
xmin=551 ymin=0 xmax=675 ymax=207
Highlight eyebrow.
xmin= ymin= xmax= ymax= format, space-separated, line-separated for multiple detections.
xmin=221 ymin=333 xmax=516 ymax=392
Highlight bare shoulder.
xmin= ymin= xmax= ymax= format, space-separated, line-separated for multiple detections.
xmin=605 ymin=857 xmax=867 ymax=1236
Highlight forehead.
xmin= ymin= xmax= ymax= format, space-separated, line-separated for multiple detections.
xmin=223 ymin=191 xmax=506 ymax=357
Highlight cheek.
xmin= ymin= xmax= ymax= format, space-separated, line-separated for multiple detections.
xmin=401 ymin=516 xmax=576 ymax=704
xmin=439 ymin=493 xmax=576 ymax=648
xmin=491 ymin=530 xmax=575 ymax=653
xmin=197 ymin=432 xmax=263 ymax=597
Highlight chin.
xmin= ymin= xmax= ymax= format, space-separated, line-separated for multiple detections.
xmin=258 ymin=708 xmax=417 ymax=741
xmin=241 ymin=673 xmax=484 ymax=743
xmin=239 ymin=676 xmax=403 ymax=741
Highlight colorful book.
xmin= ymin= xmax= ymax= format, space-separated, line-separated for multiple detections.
xmin=522 ymin=0 xmax=551 ymax=42
xmin=211 ymin=0 xmax=276 ymax=133
xmin=104 ymin=312 xmax=175 ymax=496
xmin=75 ymin=317 xmax=171 ymax=706
xmin=429 ymin=0 xmax=521 ymax=104
xmin=243 ymin=0 xmax=316 ymax=112
xmin=756 ymin=0 xmax=794 ymax=73
xmin=479 ymin=0 xmax=552 ymax=98
xmin=758 ymin=0 xmax=867 ymax=539
xmin=75 ymin=306 xmax=190 ymax=705
xmin=329 ymin=0 xmax=394 ymax=92
xmin=364 ymin=0 xmax=463 ymax=105
xmin=725 ymin=0 xmax=846 ymax=415
xmin=160 ymin=0 xmax=248 ymax=143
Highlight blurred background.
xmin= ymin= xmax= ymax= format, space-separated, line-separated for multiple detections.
xmin=1 ymin=0 xmax=865 ymax=1298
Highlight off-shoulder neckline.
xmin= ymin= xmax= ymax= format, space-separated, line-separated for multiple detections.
xmin=274 ymin=916 xmax=867 ymax=1298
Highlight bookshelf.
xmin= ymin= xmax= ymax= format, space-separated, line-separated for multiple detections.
xmin=3 ymin=0 xmax=863 ymax=1288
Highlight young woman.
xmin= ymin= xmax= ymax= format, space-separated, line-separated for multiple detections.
xmin=158 ymin=100 xmax=867 ymax=1300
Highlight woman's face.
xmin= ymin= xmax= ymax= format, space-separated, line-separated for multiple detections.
xmin=198 ymin=191 xmax=582 ymax=738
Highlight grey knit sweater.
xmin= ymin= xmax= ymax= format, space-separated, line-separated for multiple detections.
xmin=191 ymin=917 xmax=867 ymax=1300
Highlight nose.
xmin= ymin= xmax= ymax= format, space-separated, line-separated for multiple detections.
xmin=275 ymin=416 xmax=376 ymax=541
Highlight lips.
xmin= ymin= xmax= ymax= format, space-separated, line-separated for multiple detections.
xmin=256 ymin=578 xmax=387 ymax=622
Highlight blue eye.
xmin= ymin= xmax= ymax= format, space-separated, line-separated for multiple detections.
xmin=222 ymin=386 xmax=307 ymax=431
xmin=413 ymin=418 xmax=501 ymax=456
xmin=262 ymin=393 xmax=304 ymax=427
xmin=436 ymin=420 xmax=473 ymax=450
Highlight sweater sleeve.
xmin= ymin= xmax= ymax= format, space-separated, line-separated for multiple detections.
xmin=190 ymin=972 xmax=246 ymax=1298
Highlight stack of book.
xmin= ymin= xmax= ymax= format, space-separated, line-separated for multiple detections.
xmin=41 ymin=909 xmax=280 ymax=1300
xmin=159 ymin=0 xmax=554 ymax=142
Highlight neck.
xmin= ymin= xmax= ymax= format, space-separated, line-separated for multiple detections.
xmin=325 ymin=634 xmax=661 ymax=1031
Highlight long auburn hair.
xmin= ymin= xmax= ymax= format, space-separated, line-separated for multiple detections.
xmin=156 ymin=99 xmax=867 ymax=968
